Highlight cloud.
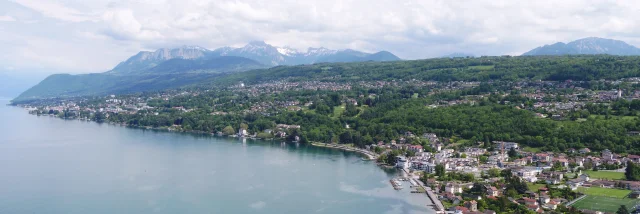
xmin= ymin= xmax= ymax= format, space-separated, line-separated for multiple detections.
xmin=10 ymin=0 xmax=98 ymax=22
xmin=4 ymin=0 xmax=640 ymax=74
xmin=249 ymin=201 xmax=266 ymax=209
xmin=0 ymin=15 xmax=16 ymax=22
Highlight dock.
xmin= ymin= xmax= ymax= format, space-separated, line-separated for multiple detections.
xmin=414 ymin=178 xmax=445 ymax=214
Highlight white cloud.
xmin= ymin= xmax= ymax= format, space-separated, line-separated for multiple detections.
xmin=0 ymin=15 xmax=16 ymax=22
xmin=3 ymin=0 xmax=640 ymax=74
xmin=10 ymin=0 xmax=99 ymax=22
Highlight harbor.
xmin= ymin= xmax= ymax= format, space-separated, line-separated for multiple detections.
xmin=388 ymin=168 xmax=446 ymax=214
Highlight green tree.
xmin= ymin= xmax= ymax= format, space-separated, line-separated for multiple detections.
xmin=625 ymin=161 xmax=640 ymax=181
xmin=222 ymin=126 xmax=235 ymax=135
xmin=616 ymin=205 xmax=630 ymax=214
xmin=508 ymin=147 xmax=517 ymax=159
xmin=435 ymin=164 xmax=445 ymax=177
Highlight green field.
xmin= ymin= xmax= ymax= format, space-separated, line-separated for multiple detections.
xmin=578 ymin=187 xmax=631 ymax=199
xmin=583 ymin=170 xmax=626 ymax=180
xmin=527 ymin=183 xmax=546 ymax=191
xmin=571 ymin=195 xmax=639 ymax=213
xmin=332 ymin=104 xmax=346 ymax=118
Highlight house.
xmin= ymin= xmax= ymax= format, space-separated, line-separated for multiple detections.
xmin=445 ymin=183 xmax=464 ymax=194
xmin=579 ymin=174 xmax=590 ymax=182
xmin=486 ymin=186 xmax=500 ymax=197
xmin=545 ymin=179 xmax=560 ymax=185
xmin=629 ymin=191 xmax=640 ymax=199
xmin=518 ymin=197 xmax=538 ymax=206
xmin=451 ymin=206 xmax=468 ymax=214
xmin=395 ymin=156 xmax=410 ymax=169
xmin=579 ymin=148 xmax=591 ymax=154
xmin=494 ymin=141 xmax=518 ymax=150
xmin=539 ymin=195 xmax=550 ymax=204
xmin=408 ymin=145 xmax=423 ymax=153
xmin=425 ymin=163 xmax=437 ymax=174
xmin=464 ymin=200 xmax=478 ymax=212
xmin=238 ymin=128 xmax=248 ymax=137
xmin=526 ymin=204 xmax=541 ymax=213
xmin=628 ymin=155 xmax=640 ymax=163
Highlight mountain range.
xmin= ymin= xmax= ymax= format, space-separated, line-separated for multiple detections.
xmin=522 ymin=37 xmax=640 ymax=56
xmin=14 ymin=42 xmax=400 ymax=101
xmin=110 ymin=41 xmax=400 ymax=74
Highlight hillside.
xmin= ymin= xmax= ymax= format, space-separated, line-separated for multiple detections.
xmin=14 ymin=42 xmax=400 ymax=101
xmin=523 ymin=37 xmax=640 ymax=56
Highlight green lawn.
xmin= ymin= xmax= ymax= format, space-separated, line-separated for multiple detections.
xmin=571 ymin=195 xmax=639 ymax=213
xmin=577 ymin=187 xmax=631 ymax=199
xmin=583 ymin=170 xmax=626 ymax=180
xmin=521 ymin=146 xmax=541 ymax=153
xmin=527 ymin=183 xmax=546 ymax=191
xmin=332 ymin=104 xmax=345 ymax=118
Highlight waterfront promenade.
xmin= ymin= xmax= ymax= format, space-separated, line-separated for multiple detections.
xmin=310 ymin=142 xmax=379 ymax=160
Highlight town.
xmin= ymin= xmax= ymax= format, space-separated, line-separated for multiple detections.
xmin=14 ymin=77 xmax=640 ymax=214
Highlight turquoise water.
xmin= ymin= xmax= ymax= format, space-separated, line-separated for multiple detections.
xmin=0 ymin=100 xmax=433 ymax=214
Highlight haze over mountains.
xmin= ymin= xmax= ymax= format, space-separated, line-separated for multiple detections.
xmin=15 ymin=41 xmax=400 ymax=101
xmin=14 ymin=37 xmax=640 ymax=102
xmin=523 ymin=37 xmax=640 ymax=56
xmin=110 ymin=41 xmax=401 ymax=74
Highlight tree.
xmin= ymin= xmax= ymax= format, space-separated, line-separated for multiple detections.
xmin=240 ymin=123 xmax=249 ymax=130
xmin=461 ymin=153 xmax=467 ymax=158
xmin=508 ymin=147 xmax=517 ymax=159
xmin=616 ymin=205 xmax=630 ymax=214
xmin=488 ymin=168 xmax=501 ymax=178
xmin=625 ymin=161 xmax=640 ymax=181
xmin=435 ymin=164 xmax=445 ymax=177
xmin=222 ymin=126 xmax=235 ymax=135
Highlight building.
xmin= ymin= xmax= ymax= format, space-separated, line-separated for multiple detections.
xmin=629 ymin=191 xmax=640 ymax=199
xmin=425 ymin=163 xmax=437 ymax=174
xmin=396 ymin=156 xmax=410 ymax=169
xmin=464 ymin=200 xmax=478 ymax=212
xmin=445 ymin=183 xmax=464 ymax=194
xmin=494 ymin=141 xmax=519 ymax=150
xmin=486 ymin=186 xmax=500 ymax=197
xmin=579 ymin=148 xmax=591 ymax=154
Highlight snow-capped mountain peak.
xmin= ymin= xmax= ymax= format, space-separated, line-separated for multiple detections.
xmin=276 ymin=47 xmax=300 ymax=56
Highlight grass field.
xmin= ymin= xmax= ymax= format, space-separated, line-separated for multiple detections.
xmin=584 ymin=170 xmax=626 ymax=180
xmin=332 ymin=104 xmax=345 ymax=118
xmin=521 ymin=146 xmax=541 ymax=153
xmin=527 ymin=183 xmax=546 ymax=191
xmin=578 ymin=187 xmax=631 ymax=199
xmin=571 ymin=195 xmax=639 ymax=213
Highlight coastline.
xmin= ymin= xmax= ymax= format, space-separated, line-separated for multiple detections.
xmin=310 ymin=142 xmax=379 ymax=160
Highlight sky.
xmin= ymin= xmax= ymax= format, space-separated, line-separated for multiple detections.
xmin=1 ymin=0 xmax=640 ymax=76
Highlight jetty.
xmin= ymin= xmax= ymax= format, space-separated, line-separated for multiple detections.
xmin=413 ymin=178 xmax=445 ymax=214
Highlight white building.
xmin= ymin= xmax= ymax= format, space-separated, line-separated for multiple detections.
xmin=396 ymin=156 xmax=410 ymax=169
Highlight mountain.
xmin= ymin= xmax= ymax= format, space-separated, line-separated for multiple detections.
xmin=14 ymin=42 xmax=399 ymax=101
xmin=523 ymin=37 xmax=640 ymax=56
xmin=144 ymin=56 xmax=264 ymax=74
xmin=110 ymin=46 xmax=211 ymax=73
xmin=210 ymin=41 xmax=401 ymax=66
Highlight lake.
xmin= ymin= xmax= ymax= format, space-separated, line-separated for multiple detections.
xmin=0 ymin=100 xmax=433 ymax=214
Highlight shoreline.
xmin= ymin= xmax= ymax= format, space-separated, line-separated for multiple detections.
xmin=310 ymin=142 xmax=379 ymax=160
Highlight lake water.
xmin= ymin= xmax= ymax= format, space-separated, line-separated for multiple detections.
xmin=0 ymin=100 xmax=433 ymax=214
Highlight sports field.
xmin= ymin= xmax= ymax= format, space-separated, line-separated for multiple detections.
xmin=571 ymin=195 xmax=639 ymax=213
xmin=577 ymin=187 xmax=631 ymax=198
xmin=583 ymin=170 xmax=625 ymax=180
